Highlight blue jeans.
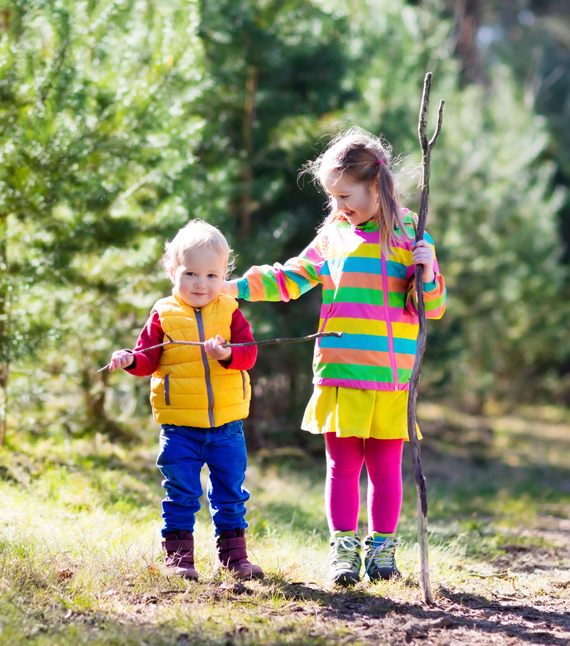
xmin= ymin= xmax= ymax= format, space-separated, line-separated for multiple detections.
xmin=156 ymin=420 xmax=250 ymax=537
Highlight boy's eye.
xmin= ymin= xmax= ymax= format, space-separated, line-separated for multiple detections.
xmin=185 ymin=272 xmax=195 ymax=277
xmin=208 ymin=273 xmax=218 ymax=279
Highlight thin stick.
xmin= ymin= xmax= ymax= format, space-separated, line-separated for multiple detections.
xmin=467 ymin=572 xmax=516 ymax=580
xmin=97 ymin=331 xmax=343 ymax=373
xmin=407 ymin=72 xmax=444 ymax=605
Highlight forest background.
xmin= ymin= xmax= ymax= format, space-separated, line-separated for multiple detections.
xmin=3 ymin=4 xmax=570 ymax=644
xmin=0 ymin=0 xmax=569 ymax=449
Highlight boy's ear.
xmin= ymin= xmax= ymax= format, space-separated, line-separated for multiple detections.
xmin=168 ymin=264 xmax=177 ymax=279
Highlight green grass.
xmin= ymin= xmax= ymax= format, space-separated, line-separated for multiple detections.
xmin=1 ymin=402 xmax=570 ymax=645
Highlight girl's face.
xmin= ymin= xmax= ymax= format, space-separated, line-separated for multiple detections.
xmin=169 ymin=247 xmax=227 ymax=309
xmin=323 ymin=171 xmax=378 ymax=227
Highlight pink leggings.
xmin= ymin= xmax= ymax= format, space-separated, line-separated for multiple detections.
xmin=324 ymin=434 xmax=404 ymax=535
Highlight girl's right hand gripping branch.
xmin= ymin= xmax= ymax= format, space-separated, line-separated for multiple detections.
xmin=109 ymin=350 xmax=134 ymax=372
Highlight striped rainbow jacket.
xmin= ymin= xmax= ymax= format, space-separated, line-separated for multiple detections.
xmin=237 ymin=212 xmax=446 ymax=391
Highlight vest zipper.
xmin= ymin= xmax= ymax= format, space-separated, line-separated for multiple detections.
xmin=381 ymin=250 xmax=399 ymax=391
xmin=164 ymin=373 xmax=171 ymax=405
xmin=195 ymin=309 xmax=215 ymax=427
xmin=241 ymin=371 xmax=246 ymax=399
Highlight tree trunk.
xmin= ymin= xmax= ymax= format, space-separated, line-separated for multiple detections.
xmin=0 ymin=213 xmax=9 ymax=446
xmin=246 ymin=368 xmax=265 ymax=451
xmin=81 ymin=367 xmax=108 ymax=424
xmin=453 ymin=0 xmax=482 ymax=84
xmin=240 ymin=64 xmax=258 ymax=239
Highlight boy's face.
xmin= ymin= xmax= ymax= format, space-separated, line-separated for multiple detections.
xmin=170 ymin=247 xmax=227 ymax=309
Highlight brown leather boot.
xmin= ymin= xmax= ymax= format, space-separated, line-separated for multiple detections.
xmin=215 ymin=528 xmax=264 ymax=579
xmin=162 ymin=530 xmax=199 ymax=580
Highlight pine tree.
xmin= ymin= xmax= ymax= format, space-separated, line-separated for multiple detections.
xmin=0 ymin=0 xmax=204 ymax=439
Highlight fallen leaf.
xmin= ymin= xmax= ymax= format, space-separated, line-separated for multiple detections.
xmin=58 ymin=568 xmax=74 ymax=581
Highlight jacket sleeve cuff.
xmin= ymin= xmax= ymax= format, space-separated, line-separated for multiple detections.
xmin=237 ymin=279 xmax=250 ymax=300
xmin=218 ymin=355 xmax=232 ymax=369
xmin=120 ymin=349 xmax=138 ymax=372
xmin=423 ymin=278 xmax=438 ymax=292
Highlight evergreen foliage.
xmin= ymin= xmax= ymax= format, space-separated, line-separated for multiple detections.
xmin=0 ymin=0 xmax=205 ymax=436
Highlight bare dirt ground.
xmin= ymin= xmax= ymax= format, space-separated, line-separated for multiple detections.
xmin=104 ymin=552 xmax=570 ymax=646
xmin=92 ymin=509 xmax=570 ymax=646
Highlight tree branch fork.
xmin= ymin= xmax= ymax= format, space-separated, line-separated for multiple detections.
xmin=407 ymin=72 xmax=445 ymax=605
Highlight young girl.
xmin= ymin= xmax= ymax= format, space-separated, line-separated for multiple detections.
xmin=109 ymin=220 xmax=263 ymax=581
xmin=223 ymin=128 xmax=446 ymax=586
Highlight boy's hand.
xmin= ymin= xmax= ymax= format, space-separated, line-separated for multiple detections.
xmin=221 ymin=279 xmax=239 ymax=298
xmin=205 ymin=335 xmax=232 ymax=362
xmin=412 ymin=240 xmax=435 ymax=283
xmin=109 ymin=350 xmax=134 ymax=372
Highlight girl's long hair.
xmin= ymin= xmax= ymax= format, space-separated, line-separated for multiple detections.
xmin=303 ymin=127 xmax=412 ymax=257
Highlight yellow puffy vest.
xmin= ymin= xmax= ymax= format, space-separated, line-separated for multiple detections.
xmin=150 ymin=292 xmax=251 ymax=428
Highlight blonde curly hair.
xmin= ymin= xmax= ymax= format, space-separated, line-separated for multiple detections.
xmin=162 ymin=219 xmax=235 ymax=281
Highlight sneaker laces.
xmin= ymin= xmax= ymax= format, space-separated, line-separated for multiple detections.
xmin=325 ymin=535 xmax=361 ymax=573
xmin=364 ymin=537 xmax=400 ymax=576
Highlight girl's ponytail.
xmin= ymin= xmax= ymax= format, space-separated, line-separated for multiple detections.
xmin=376 ymin=159 xmax=411 ymax=258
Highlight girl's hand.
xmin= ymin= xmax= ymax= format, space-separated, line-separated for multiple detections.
xmin=412 ymin=240 xmax=435 ymax=283
xmin=221 ymin=279 xmax=239 ymax=298
xmin=205 ymin=335 xmax=232 ymax=362
xmin=109 ymin=350 xmax=134 ymax=372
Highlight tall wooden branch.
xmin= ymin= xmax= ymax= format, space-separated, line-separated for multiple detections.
xmin=97 ymin=331 xmax=343 ymax=373
xmin=407 ymin=72 xmax=444 ymax=605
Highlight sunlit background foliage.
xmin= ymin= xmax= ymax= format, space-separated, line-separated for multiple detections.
xmin=0 ymin=0 xmax=569 ymax=447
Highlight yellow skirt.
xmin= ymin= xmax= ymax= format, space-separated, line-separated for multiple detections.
xmin=301 ymin=386 xmax=421 ymax=440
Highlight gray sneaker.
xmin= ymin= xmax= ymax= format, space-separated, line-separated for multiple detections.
xmin=325 ymin=531 xmax=362 ymax=586
xmin=363 ymin=535 xmax=401 ymax=582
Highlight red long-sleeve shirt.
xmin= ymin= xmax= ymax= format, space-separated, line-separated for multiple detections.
xmin=124 ymin=308 xmax=257 ymax=377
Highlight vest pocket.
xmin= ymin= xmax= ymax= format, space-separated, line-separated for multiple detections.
xmin=241 ymin=371 xmax=246 ymax=399
xmin=164 ymin=374 xmax=171 ymax=405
